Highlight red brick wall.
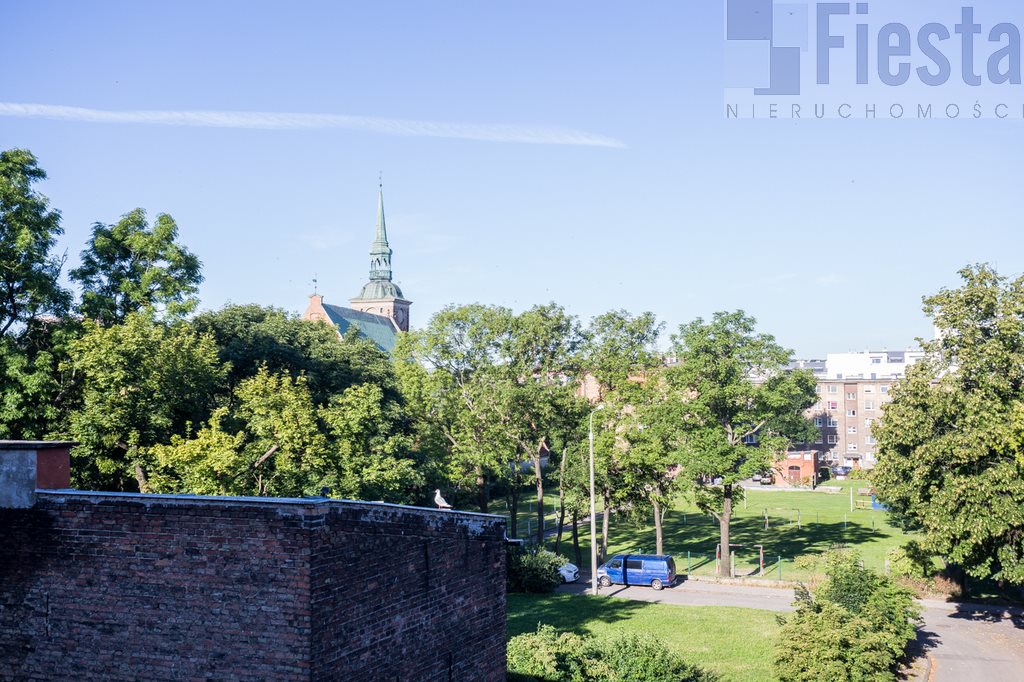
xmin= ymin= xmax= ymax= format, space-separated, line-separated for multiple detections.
xmin=310 ymin=505 xmax=506 ymax=681
xmin=0 ymin=493 xmax=506 ymax=681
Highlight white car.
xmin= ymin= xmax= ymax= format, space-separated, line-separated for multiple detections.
xmin=559 ymin=562 xmax=580 ymax=583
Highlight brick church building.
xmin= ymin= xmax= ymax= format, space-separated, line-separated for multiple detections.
xmin=302 ymin=187 xmax=411 ymax=352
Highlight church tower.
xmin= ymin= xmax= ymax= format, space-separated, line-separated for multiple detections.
xmin=349 ymin=186 xmax=411 ymax=331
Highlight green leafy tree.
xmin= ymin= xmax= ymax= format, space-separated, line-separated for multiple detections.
xmin=399 ymin=302 xmax=587 ymax=533
xmin=397 ymin=304 xmax=519 ymax=514
xmin=151 ymin=371 xmax=422 ymax=501
xmin=581 ymin=310 xmax=664 ymax=561
xmin=0 ymin=148 xmax=70 ymax=336
xmin=667 ymin=312 xmax=816 ymax=577
xmin=621 ymin=376 xmax=687 ymax=555
xmin=582 ymin=310 xmax=663 ymax=398
xmin=193 ymin=304 xmax=398 ymax=406
xmin=0 ymin=318 xmax=83 ymax=439
xmin=320 ymin=381 xmax=422 ymax=502
xmin=504 ymin=303 xmax=587 ymax=544
xmin=71 ymin=208 xmax=202 ymax=324
xmin=150 ymin=369 xmax=329 ymax=497
xmin=68 ymin=313 xmax=225 ymax=491
xmin=873 ymin=264 xmax=1024 ymax=585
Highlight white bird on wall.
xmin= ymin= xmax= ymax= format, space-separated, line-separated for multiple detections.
xmin=434 ymin=489 xmax=453 ymax=510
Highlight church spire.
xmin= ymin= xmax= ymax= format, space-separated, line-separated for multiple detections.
xmin=368 ymin=184 xmax=393 ymax=282
xmin=349 ymin=181 xmax=411 ymax=332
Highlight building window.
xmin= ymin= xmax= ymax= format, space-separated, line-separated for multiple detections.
xmin=881 ymin=385 xmax=890 ymax=394
xmin=827 ymin=435 xmax=839 ymax=444
xmin=865 ymin=401 xmax=874 ymax=410
xmin=827 ymin=417 xmax=839 ymax=427
xmin=863 ymin=385 xmax=874 ymax=393
xmin=846 ymin=392 xmax=856 ymax=400
xmin=743 ymin=434 xmax=759 ymax=445
xmin=865 ymin=418 xmax=874 ymax=427
xmin=827 ymin=401 xmax=838 ymax=410
xmin=872 ymin=357 xmax=882 ymax=364
xmin=827 ymin=385 xmax=838 ymax=394
xmin=814 ymin=435 xmax=824 ymax=444
xmin=847 ymin=443 xmax=858 ymax=451
xmin=847 ymin=409 xmax=857 ymax=417
xmin=814 ymin=417 xmax=823 ymax=427
xmin=848 ymin=426 xmax=857 ymax=434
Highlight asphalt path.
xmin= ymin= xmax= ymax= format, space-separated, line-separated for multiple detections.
xmin=556 ymin=576 xmax=1024 ymax=681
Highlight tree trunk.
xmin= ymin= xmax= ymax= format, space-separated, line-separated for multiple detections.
xmin=601 ymin=488 xmax=611 ymax=564
xmin=571 ymin=510 xmax=582 ymax=568
xmin=653 ymin=495 xmax=664 ymax=557
xmin=509 ymin=489 xmax=519 ymax=539
xmin=720 ymin=483 xmax=733 ymax=577
xmin=475 ymin=465 xmax=488 ymax=514
xmin=534 ymin=452 xmax=545 ymax=546
xmin=133 ymin=460 xmax=149 ymax=494
xmin=554 ymin=448 xmax=568 ymax=554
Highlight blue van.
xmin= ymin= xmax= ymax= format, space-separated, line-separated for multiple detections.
xmin=596 ymin=554 xmax=676 ymax=590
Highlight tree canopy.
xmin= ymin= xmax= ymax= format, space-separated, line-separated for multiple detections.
xmin=873 ymin=264 xmax=1024 ymax=585
xmin=664 ymin=311 xmax=817 ymax=577
xmin=0 ymin=148 xmax=69 ymax=337
xmin=71 ymin=208 xmax=202 ymax=324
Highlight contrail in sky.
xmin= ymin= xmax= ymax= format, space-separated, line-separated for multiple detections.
xmin=0 ymin=102 xmax=625 ymax=148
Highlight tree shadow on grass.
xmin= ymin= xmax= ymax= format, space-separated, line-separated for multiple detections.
xmin=609 ymin=516 xmax=885 ymax=566
xmin=506 ymin=592 xmax=655 ymax=638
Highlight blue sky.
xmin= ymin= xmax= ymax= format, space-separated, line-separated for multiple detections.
xmin=2 ymin=0 xmax=1022 ymax=357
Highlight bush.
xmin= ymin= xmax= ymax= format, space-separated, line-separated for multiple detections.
xmin=507 ymin=546 xmax=565 ymax=594
xmin=887 ymin=541 xmax=932 ymax=579
xmin=508 ymin=625 xmax=717 ymax=682
xmin=599 ymin=633 xmax=718 ymax=682
xmin=793 ymin=554 xmax=820 ymax=572
xmin=507 ymin=625 xmax=589 ymax=681
xmin=774 ymin=551 xmax=920 ymax=682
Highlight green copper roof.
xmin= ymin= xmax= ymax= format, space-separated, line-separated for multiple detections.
xmin=354 ymin=187 xmax=401 ymax=300
xmin=372 ymin=189 xmax=389 ymax=252
xmin=357 ymin=279 xmax=404 ymax=300
xmin=321 ymin=304 xmax=398 ymax=353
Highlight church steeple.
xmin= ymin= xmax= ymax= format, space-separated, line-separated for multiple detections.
xmin=369 ymin=186 xmax=393 ymax=281
xmin=350 ymin=182 xmax=411 ymax=332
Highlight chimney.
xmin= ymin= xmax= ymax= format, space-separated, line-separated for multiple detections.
xmin=0 ymin=440 xmax=75 ymax=508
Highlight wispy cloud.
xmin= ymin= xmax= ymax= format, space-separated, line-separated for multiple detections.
xmin=0 ymin=102 xmax=625 ymax=148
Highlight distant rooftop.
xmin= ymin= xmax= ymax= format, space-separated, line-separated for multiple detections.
xmin=322 ymin=303 xmax=398 ymax=353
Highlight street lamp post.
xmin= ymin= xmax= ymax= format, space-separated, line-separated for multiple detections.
xmin=589 ymin=404 xmax=604 ymax=596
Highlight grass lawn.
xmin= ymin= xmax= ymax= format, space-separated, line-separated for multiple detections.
xmin=507 ymin=592 xmax=780 ymax=682
xmin=527 ymin=479 xmax=917 ymax=582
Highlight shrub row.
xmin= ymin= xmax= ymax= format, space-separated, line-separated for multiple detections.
xmin=508 ymin=625 xmax=717 ymax=682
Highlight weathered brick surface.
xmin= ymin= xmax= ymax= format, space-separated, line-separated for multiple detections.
xmin=0 ymin=493 xmax=506 ymax=681
xmin=310 ymin=505 xmax=506 ymax=681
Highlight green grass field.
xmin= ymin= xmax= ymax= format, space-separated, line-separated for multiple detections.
xmin=497 ymin=479 xmax=917 ymax=582
xmin=507 ymin=593 xmax=780 ymax=682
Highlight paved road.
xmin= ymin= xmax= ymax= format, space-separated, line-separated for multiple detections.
xmin=915 ymin=601 xmax=1024 ymax=682
xmin=558 ymin=575 xmax=797 ymax=612
xmin=557 ymin=577 xmax=1024 ymax=681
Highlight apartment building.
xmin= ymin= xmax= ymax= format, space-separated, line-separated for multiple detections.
xmin=791 ymin=349 xmax=923 ymax=470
